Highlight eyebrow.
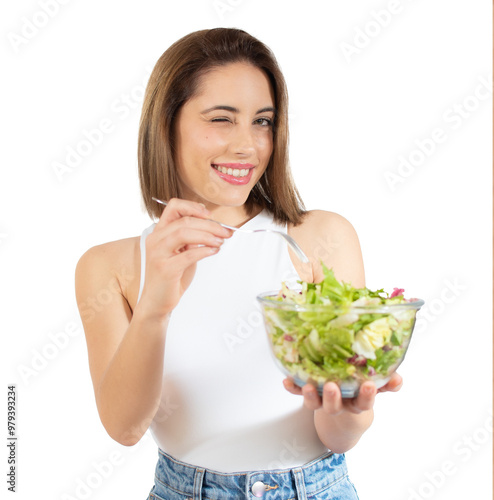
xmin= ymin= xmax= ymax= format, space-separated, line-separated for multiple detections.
xmin=201 ymin=105 xmax=276 ymax=115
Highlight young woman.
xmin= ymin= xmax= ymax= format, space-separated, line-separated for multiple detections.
xmin=75 ymin=28 xmax=402 ymax=499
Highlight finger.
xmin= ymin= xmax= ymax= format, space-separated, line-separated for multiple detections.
xmin=283 ymin=378 xmax=303 ymax=395
xmin=169 ymin=245 xmax=220 ymax=269
xmin=183 ymin=243 xmax=200 ymax=251
xmin=352 ymin=382 xmax=376 ymax=412
xmin=378 ymin=373 xmax=403 ymax=393
xmin=156 ymin=216 xmax=233 ymax=241
xmin=322 ymin=382 xmax=343 ymax=415
xmin=165 ymin=227 xmax=226 ymax=254
xmin=302 ymin=383 xmax=322 ymax=411
xmin=147 ymin=225 xmax=227 ymax=260
xmin=156 ymin=197 xmax=211 ymax=225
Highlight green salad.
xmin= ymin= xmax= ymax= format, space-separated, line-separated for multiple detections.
xmin=261 ymin=265 xmax=420 ymax=392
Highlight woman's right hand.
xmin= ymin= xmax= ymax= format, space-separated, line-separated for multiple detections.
xmin=136 ymin=198 xmax=233 ymax=320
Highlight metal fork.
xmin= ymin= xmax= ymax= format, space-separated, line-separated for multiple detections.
xmin=151 ymin=197 xmax=309 ymax=263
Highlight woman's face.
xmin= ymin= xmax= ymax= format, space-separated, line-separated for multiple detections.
xmin=174 ymin=62 xmax=275 ymax=210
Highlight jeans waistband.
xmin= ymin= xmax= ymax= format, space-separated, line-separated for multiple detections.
xmin=154 ymin=448 xmax=350 ymax=499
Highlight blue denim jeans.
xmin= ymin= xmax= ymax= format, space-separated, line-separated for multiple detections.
xmin=147 ymin=448 xmax=359 ymax=499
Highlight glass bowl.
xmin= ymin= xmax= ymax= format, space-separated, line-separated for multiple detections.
xmin=257 ymin=291 xmax=424 ymax=398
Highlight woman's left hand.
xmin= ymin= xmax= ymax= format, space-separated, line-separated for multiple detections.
xmin=283 ymin=372 xmax=403 ymax=415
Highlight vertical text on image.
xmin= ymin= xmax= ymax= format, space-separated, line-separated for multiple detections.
xmin=7 ymin=385 xmax=17 ymax=493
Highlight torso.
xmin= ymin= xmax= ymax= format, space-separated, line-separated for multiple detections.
xmin=86 ymin=207 xmax=363 ymax=471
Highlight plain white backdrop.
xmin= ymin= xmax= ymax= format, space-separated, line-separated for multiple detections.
xmin=2 ymin=1 xmax=492 ymax=499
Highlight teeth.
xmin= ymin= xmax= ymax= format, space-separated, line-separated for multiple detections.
xmin=213 ymin=165 xmax=250 ymax=177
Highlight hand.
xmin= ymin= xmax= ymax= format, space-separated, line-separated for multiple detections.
xmin=283 ymin=372 xmax=403 ymax=415
xmin=136 ymin=198 xmax=233 ymax=320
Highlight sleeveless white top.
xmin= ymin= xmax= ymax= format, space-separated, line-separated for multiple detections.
xmin=137 ymin=210 xmax=328 ymax=472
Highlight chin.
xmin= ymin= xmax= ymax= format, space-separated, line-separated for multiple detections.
xmin=201 ymin=185 xmax=253 ymax=208
xmin=212 ymin=194 xmax=250 ymax=208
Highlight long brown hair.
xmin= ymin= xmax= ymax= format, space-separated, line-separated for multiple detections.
xmin=138 ymin=28 xmax=306 ymax=224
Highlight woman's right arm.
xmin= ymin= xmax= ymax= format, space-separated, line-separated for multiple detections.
xmin=75 ymin=199 xmax=232 ymax=446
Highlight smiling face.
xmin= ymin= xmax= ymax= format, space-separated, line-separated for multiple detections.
xmin=174 ymin=62 xmax=275 ymax=215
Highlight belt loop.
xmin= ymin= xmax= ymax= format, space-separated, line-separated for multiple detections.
xmin=193 ymin=468 xmax=205 ymax=500
xmin=291 ymin=467 xmax=307 ymax=500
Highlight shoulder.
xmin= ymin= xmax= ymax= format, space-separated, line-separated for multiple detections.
xmin=296 ymin=209 xmax=357 ymax=235
xmin=289 ymin=210 xmax=365 ymax=287
xmin=75 ymin=237 xmax=141 ymax=309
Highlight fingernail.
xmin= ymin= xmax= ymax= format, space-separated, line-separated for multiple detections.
xmin=364 ymin=386 xmax=375 ymax=396
xmin=307 ymin=391 xmax=316 ymax=399
xmin=213 ymin=237 xmax=224 ymax=245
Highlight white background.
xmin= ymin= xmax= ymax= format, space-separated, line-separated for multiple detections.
xmin=1 ymin=1 xmax=492 ymax=499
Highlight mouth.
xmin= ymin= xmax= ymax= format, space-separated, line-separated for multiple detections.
xmin=211 ymin=164 xmax=252 ymax=177
xmin=211 ymin=164 xmax=255 ymax=185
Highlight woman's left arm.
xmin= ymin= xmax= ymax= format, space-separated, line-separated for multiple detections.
xmin=287 ymin=210 xmax=403 ymax=453
xmin=284 ymin=373 xmax=403 ymax=453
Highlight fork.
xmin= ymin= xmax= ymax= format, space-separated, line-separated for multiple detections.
xmin=151 ymin=197 xmax=310 ymax=263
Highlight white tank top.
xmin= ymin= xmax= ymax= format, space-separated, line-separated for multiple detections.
xmin=137 ymin=210 xmax=328 ymax=472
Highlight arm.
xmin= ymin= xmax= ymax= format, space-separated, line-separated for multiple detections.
xmin=75 ymin=199 xmax=232 ymax=446
xmin=76 ymin=247 xmax=170 ymax=446
xmin=287 ymin=210 xmax=402 ymax=453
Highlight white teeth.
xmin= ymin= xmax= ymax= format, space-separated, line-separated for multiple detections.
xmin=213 ymin=165 xmax=251 ymax=177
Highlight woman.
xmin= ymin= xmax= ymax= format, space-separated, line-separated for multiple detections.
xmin=75 ymin=28 xmax=402 ymax=499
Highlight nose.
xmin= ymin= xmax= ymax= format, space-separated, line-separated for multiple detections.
xmin=230 ymin=122 xmax=256 ymax=156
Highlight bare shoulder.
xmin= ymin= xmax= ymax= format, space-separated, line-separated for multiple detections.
xmin=289 ymin=210 xmax=365 ymax=287
xmin=75 ymin=237 xmax=141 ymax=313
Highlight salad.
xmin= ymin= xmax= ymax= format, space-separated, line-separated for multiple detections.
xmin=259 ymin=265 xmax=423 ymax=396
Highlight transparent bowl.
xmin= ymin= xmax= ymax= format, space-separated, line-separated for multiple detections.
xmin=257 ymin=292 xmax=424 ymax=398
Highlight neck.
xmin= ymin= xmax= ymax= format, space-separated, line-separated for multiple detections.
xmin=206 ymin=203 xmax=263 ymax=228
